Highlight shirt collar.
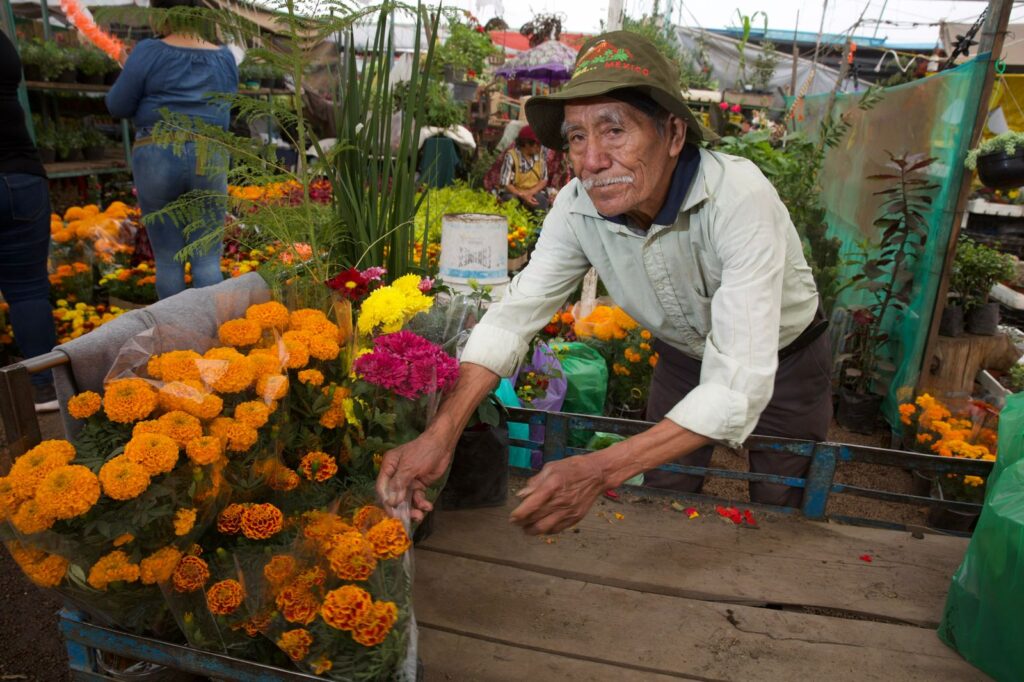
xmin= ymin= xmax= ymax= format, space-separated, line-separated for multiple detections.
xmin=598 ymin=144 xmax=701 ymax=227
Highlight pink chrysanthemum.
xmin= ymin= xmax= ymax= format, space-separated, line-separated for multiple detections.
xmin=352 ymin=331 xmax=458 ymax=400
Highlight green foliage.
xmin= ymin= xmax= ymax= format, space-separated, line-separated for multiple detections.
xmin=396 ymin=80 xmax=463 ymax=129
xmin=414 ymin=182 xmax=536 ymax=243
xmin=75 ymin=45 xmax=118 ymax=77
xmin=20 ymin=39 xmax=72 ymax=80
xmin=950 ymin=236 xmax=1018 ymax=311
xmin=1009 ymin=364 xmax=1024 ymax=392
xmin=965 ymin=130 xmax=1024 ymax=170
xmin=622 ymin=14 xmax=717 ymax=90
xmin=838 ymin=152 xmax=938 ymax=396
xmin=434 ymin=10 xmax=498 ymax=79
xmin=733 ymin=10 xmax=768 ymax=89
xmin=750 ymin=41 xmax=778 ymax=92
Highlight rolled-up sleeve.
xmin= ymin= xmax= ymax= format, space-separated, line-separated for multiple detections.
xmin=461 ymin=193 xmax=592 ymax=376
xmin=663 ymin=185 xmax=789 ymax=448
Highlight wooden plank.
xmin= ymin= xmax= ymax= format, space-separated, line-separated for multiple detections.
xmin=921 ymin=333 xmax=1020 ymax=395
xmin=414 ymin=553 xmax=986 ymax=682
xmin=418 ymin=628 xmax=682 ymax=681
xmin=420 ymin=498 xmax=969 ymax=626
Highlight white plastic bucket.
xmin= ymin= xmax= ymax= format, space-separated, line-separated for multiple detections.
xmin=439 ymin=213 xmax=510 ymax=294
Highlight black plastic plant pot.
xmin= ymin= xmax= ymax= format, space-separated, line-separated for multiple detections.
xmin=928 ymin=484 xmax=980 ymax=532
xmin=439 ymin=423 xmax=510 ymax=510
xmin=966 ymin=301 xmax=1000 ymax=335
xmin=977 ymin=148 xmax=1024 ymax=190
xmin=939 ymin=304 xmax=965 ymax=337
xmin=835 ymin=387 xmax=883 ymax=435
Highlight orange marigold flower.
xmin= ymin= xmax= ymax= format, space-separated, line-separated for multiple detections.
xmin=124 ymin=433 xmax=179 ymax=475
xmin=11 ymin=499 xmax=54 ymax=534
xmin=307 ymin=335 xmax=340 ymax=361
xmin=112 ymin=533 xmax=134 ymax=547
xmin=172 ymin=554 xmax=210 ymax=592
xmin=302 ymin=511 xmax=354 ymax=547
xmin=132 ymin=420 xmax=164 ymax=438
xmin=173 ymin=507 xmax=198 ymax=536
xmin=185 ymin=436 xmax=222 ymax=466
xmin=299 ymin=451 xmax=337 ymax=482
xmin=245 ymin=301 xmax=290 ymax=330
xmin=88 ymin=550 xmax=140 ymax=590
xmin=275 ymin=583 xmax=320 ymax=625
xmin=352 ymin=505 xmax=387 ymax=532
xmin=248 ymin=350 xmax=283 ymax=378
xmin=239 ymin=611 xmax=272 ymax=637
xmin=282 ymin=339 xmax=310 ymax=369
xmin=352 ymin=600 xmax=398 ymax=647
xmin=140 ymin=546 xmax=183 ymax=584
xmin=365 ymin=518 xmax=411 ymax=560
xmin=153 ymin=350 xmax=202 ymax=382
xmin=159 ymin=381 xmax=223 ymax=420
xmin=217 ymin=503 xmax=246 ymax=534
xmin=218 ymin=319 xmax=262 ymax=347
xmin=8 ymin=440 xmax=76 ymax=500
xmin=7 ymin=542 xmax=68 ymax=588
xmin=99 ymin=455 xmax=151 ymax=501
xmin=256 ymin=374 xmax=289 ymax=402
xmin=289 ymin=308 xmax=328 ymax=329
xmin=263 ymin=555 xmax=297 ymax=586
xmin=240 ymin=503 xmax=283 ymax=540
xmin=68 ymin=391 xmax=102 ymax=419
xmin=318 ymin=385 xmax=350 ymax=429
xmin=310 ymin=657 xmax=333 ymax=675
xmin=267 ymin=464 xmax=300 ymax=491
xmin=234 ymin=401 xmax=271 ymax=429
xmin=103 ymin=378 xmax=158 ymax=423
xmin=206 ymin=579 xmax=245 ymax=615
xmin=35 ymin=465 xmax=100 ymax=520
xmin=898 ymin=403 xmax=917 ymax=426
xmin=277 ymin=628 xmax=313 ymax=662
xmin=297 ymin=369 xmax=324 ymax=386
xmin=326 ymin=531 xmax=377 ymax=581
xmin=0 ymin=477 xmax=18 ymax=522
xmin=320 ymin=584 xmax=372 ymax=631
xmin=158 ymin=411 xmax=203 ymax=446
xmin=200 ymin=348 xmax=256 ymax=394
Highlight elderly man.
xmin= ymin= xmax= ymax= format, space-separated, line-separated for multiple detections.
xmin=377 ymin=32 xmax=831 ymax=535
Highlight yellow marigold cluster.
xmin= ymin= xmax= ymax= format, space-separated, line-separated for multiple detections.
xmin=352 ymin=600 xmax=399 ymax=647
xmin=200 ymin=348 xmax=256 ymax=394
xmin=158 ymin=411 xmax=203 ymax=446
xmin=124 ymin=433 xmax=179 ymax=475
xmin=149 ymin=350 xmax=202 ymax=382
xmin=98 ymin=455 xmax=151 ymax=501
xmin=319 ymin=385 xmax=352 ymax=429
xmin=206 ymin=579 xmax=245 ymax=615
xmin=172 ymin=554 xmax=210 ymax=592
xmin=218 ymin=319 xmax=262 ymax=347
xmin=898 ymin=403 xmax=917 ymax=426
xmin=320 ymin=584 xmax=372 ymax=631
xmin=299 ymin=451 xmax=337 ymax=482
xmin=297 ymin=369 xmax=324 ymax=387
xmin=103 ymin=378 xmax=159 ymax=423
xmin=7 ymin=542 xmax=68 ymax=588
xmin=234 ymin=401 xmax=270 ymax=429
xmin=158 ymin=381 xmax=223 ymax=420
xmin=185 ymin=436 xmax=222 ymax=466
xmin=326 ymin=531 xmax=377 ymax=581
xmin=35 ymin=465 xmax=100 ymax=520
xmin=240 ymin=503 xmax=284 ymax=540
xmin=67 ymin=391 xmax=102 ymax=419
xmin=140 ymin=546 xmax=183 ymax=584
xmin=915 ymin=393 xmax=952 ymax=430
xmin=277 ymin=628 xmax=313 ymax=662
xmin=246 ymin=301 xmax=290 ymax=330
xmin=88 ymin=550 xmax=141 ymax=590
xmin=174 ymin=507 xmax=198 ymax=536
xmin=365 ymin=518 xmax=411 ymax=560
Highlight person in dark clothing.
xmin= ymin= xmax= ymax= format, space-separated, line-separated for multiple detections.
xmin=0 ymin=29 xmax=59 ymax=412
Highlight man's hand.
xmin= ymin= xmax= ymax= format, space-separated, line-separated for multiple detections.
xmin=376 ymin=432 xmax=453 ymax=522
xmin=509 ymin=455 xmax=607 ymax=535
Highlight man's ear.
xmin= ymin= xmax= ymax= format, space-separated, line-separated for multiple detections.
xmin=669 ymin=116 xmax=687 ymax=157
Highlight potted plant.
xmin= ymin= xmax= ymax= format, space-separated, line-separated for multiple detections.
xmin=81 ymin=126 xmax=110 ymax=161
xmin=434 ymin=10 xmax=496 ymax=101
xmin=18 ymin=40 xmax=44 ymax=82
xmin=237 ymin=58 xmax=262 ymax=89
xmin=950 ymin=236 xmax=1017 ymax=335
xmin=55 ymin=126 xmax=85 ymax=162
xmin=835 ymin=153 xmax=938 ymax=433
xmin=76 ymin=45 xmax=116 ymax=85
xmin=34 ymin=40 xmax=72 ymax=82
xmin=35 ymin=123 xmax=58 ymax=164
xmin=965 ymin=130 xmax=1024 ymax=190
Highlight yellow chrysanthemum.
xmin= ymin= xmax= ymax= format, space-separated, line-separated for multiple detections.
xmin=88 ymin=550 xmax=140 ymax=590
xmin=245 ymin=301 xmax=290 ymax=330
xmin=297 ymin=369 xmax=324 ymax=386
xmin=103 ymin=378 xmax=159 ymax=423
xmin=391 ymin=273 xmax=423 ymax=293
xmin=67 ymin=391 xmax=102 ymax=419
xmin=158 ymin=411 xmax=203 ymax=446
xmin=218 ymin=318 xmax=263 ymax=347
xmin=140 ymin=546 xmax=183 ymax=584
xmin=34 ymin=465 xmax=100 ymax=520
xmin=234 ymin=401 xmax=271 ymax=429
xmin=99 ymin=455 xmax=151 ymax=501
xmin=124 ymin=433 xmax=179 ymax=476
xmin=185 ymin=436 xmax=222 ymax=466
xmin=356 ymin=287 xmax=407 ymax=335
xmin=173 ymin=508 xmax=198 ymax=536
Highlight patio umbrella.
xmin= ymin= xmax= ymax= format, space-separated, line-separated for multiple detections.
xmin=495 ymin=39 xmax=578 ymax=83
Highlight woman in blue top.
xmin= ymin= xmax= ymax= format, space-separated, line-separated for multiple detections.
xmin=106 ymin=0 xmax=238 ymax=299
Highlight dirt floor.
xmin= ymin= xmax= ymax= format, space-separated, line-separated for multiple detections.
xmin=0 ymin=411 xmax=927 ymax=680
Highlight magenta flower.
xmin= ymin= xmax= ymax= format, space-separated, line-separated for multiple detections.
xmin=353 ymin=331 xmax=459 ymax=400
xmin=418 ymin=277 xmax=435 ymax=293
xmin=360 ymin=266 xmax=387 ymax=282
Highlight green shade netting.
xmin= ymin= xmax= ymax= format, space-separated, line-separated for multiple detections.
xmin=793 ymin=57 xmax=988 ymax=426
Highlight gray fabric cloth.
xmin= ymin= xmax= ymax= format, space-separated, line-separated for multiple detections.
xmin=53 ymin=273 xmax=270 ymax=439
xmin=643 ymin=332 xmax=832 ymax=507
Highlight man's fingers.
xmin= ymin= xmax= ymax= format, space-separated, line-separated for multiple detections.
xmin=411 ymin=488 xmax=433 ymax=514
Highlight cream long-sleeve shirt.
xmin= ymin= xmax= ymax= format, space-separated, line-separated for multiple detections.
xmin=461 ymin=146 xmax=820 ymax=448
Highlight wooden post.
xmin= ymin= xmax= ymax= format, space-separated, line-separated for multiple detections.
xmin=606 ymin=0 xmax=624 ymax=31
xmin=918 ymin=0 xmax=1014 ymax=395
xmin=790 ymin=12 xmax=800 ymax=96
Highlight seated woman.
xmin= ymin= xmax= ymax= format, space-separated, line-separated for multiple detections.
xmin=496 ymin=126 xmax=549 ymax=211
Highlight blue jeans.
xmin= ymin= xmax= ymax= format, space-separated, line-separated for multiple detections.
xmin=133 ymin=142 xmax=226 ymax=299
xmin=0 ymin=173 xmax=57 ymax=387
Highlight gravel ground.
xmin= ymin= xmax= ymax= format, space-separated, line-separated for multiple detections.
xmin=0 ymin=411 xmax=924 ymax=679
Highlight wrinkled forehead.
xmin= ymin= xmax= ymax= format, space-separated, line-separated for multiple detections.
xmin=561 ymin=98 xmax=645 ymax=133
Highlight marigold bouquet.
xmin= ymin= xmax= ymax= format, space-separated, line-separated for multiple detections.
xmin=574 ymin=305 xmax=659 ymax=415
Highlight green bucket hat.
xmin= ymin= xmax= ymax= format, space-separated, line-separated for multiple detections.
xmin=525 ymin=30 xmax=718 ymax=150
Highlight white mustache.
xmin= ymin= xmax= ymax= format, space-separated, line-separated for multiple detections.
xmin=581 ymin=175 xmax=635 ymax=190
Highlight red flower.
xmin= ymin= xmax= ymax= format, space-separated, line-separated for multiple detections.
xmin=467 ymin=69 xmax=477 ymax=79
xmin=730 ymin=104 xmax=742 ymax=113
xmin=859 ymin=554 xmax=873 ymax=563
xmin=476 ymin=25 xmax=485 ymax=33
xmin=716 ymin=505 xmax=743 ymax=524
xmin=325 ymin=267 xmax=369 ymax=300
xmin=718 ymin=101 xmax=730 ymax=110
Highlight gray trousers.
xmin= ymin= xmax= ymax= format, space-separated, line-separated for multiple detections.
xmin=643 ymin=333 xmax=833 ymax=507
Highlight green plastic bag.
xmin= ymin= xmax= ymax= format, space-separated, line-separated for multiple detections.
xmin=938 ymin=393 xmax=1024 ymax=681
xmin=554 ymin=342 xmax=608 ymax=415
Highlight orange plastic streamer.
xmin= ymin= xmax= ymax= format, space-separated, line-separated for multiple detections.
xmin=59 ymin=0 xmax=126 ymax=64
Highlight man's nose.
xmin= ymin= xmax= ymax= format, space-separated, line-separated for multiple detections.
xmin=579 ymin=139 xmax=612 ymax=174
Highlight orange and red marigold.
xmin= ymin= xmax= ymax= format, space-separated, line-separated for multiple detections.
xmin=365 ymin=518 xmax=411 ymax=560
xmin=299 ymin=451 xmax=337 ymax=482
xmin=239 ymin=503 xmax=283 ymax=540
xmin=172 ymin=554 xmax=210 ymax=593
xmin=325 ymin=531 xmax=377 ymax=581
xmin=320 ymin=584 xmax=372 ymax=631
xmin=275 ymin=583 xmax=320 ymax=625
xmin=206 ymin=579 xmax=245 ymax=615
xmin=352 ymin=600 xmax=399 ymax=647
xmin=277 ymin=628 xmax=313 ymax=662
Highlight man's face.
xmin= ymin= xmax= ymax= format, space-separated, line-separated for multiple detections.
xmin=563 ymin=98 xmax=685 ymax=218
